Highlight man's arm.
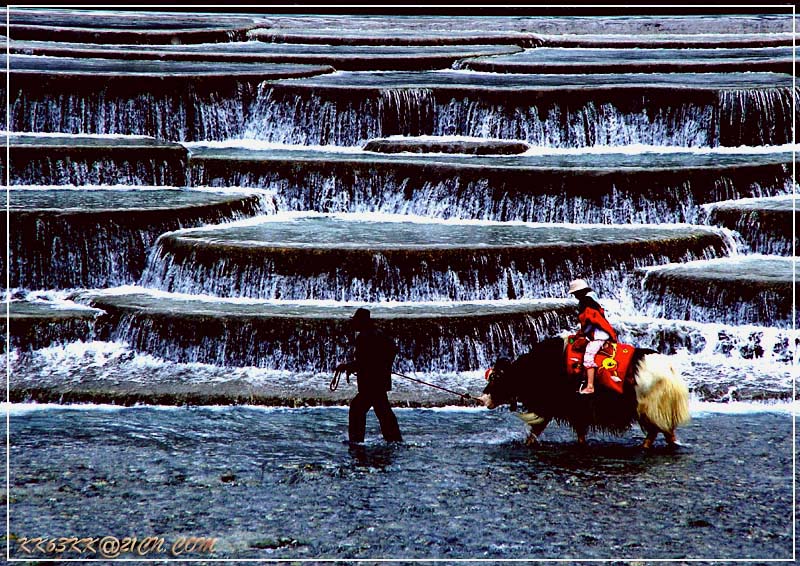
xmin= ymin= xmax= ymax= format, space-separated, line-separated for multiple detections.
xmin=334 ymin=360 xmax=356 ymax=376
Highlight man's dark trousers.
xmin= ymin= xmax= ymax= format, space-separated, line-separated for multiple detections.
xmin=349 ymin=390 xmax=402 ymax=443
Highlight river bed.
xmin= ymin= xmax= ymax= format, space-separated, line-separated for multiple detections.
xmin=7 ymin=404 xmax=793 ymax=561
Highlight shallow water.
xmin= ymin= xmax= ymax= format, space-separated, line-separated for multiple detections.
xmin=7 ymin=405 xmax=793 ymax=560
xmin=9 ymin=187 xmax=262 ymax=211
xmin=266 ymin=69 xmax=795 ymax=92
xmin=166 ymin=213 xmax=727 ymax=248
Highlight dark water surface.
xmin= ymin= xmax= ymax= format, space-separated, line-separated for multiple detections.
xmin=8 ymin=406 xmax=792 ymax=560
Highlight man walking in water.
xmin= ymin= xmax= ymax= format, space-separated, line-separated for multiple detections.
xmin=334 ymin=308 xmax=403 ymax=443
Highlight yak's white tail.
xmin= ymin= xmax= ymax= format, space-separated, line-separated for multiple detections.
xmin=634 ymin=354 xmax=690 ymax=432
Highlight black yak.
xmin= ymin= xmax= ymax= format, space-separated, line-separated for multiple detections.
xmin=479 ymin=336 xmax=690 ymax=448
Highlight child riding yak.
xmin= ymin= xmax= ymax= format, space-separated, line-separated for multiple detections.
xmin=568 ymin=279 xmax=617 ymax=395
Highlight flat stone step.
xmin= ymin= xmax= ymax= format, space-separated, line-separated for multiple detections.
xmin=9 ymin=54 xmax=333 ymax=141
xmin=641 ymin=256 xmax=796 ymax=328
xmin=458 ymin=47 xmax=794 ymax=74
xmin=248 ymin=16 xmax=543 ymax=47
xmin=538 ymin=33 xmax=793 ymax=49
xmin=8 ymin=8 xmax=260 ymax=44
xmin=248 ymin=70 xmax=796 ymax=147
xmin=82 ymin=289 xmax=575 ymax=373
xmin=7 ymin=133 xmax=189 ymax=186
xmin=142 ymin=213 xmax=732 ymax=302
xmin=705 ymin=196 xmax=797 ymax=256
xmin=248 ymin=14 xmax=792 ymax=47
xmin=362 ymin=137 xmax=530 ymax=155
xmin=6 ymin=187 xmax=273 ymax=290
xmin=7 ymin=53 xmax=334 ymax=81
xmin=188 ymin=145 xmax=793 ymax=224
xmin=3 ymin=300 xmax=101 ymax=351
xmin=263 ymin=69 xmax=793 ymax=94
xmin=10 ymin=40 xmax=522 ymax=71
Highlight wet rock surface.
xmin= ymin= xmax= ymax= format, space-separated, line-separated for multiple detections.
xmin=8 ymin=8 xmax=261 ymax=44
xmin=142 ymin=214 xmax=732 ymax=301
xmin=705 ymin=195 xmax=796 ymax=256
xmin=6 ymin=406 xmax=792 ymax=560
xmin=539 ymin=33 xmax=793 ymax=49
xmin=363 ymin=137 xmax=530 ymax=155
xmin=3 ymin=300 xmax=101 ymax=352
xmin=8 ymin=53 xmax=334 ymax=80
xmin=267 ymin=69 xmax=793 ymax=92
xmin=6 ymin=188 xmax=271 ymax=289
xmin=247 ymin=14 xmax=791 ymax=47
xmin=188 ymin=145 xmax=792 ymax=224
xmin=10 ymin=40 xmax=522 ymax=71
xmin=8 ymin=134 xmax=189 ymax=185
xmin=74 ymin=293 xmax=573 ymax=373
xmin=457 ymin=46 xmax=794 ymax=74
xmin=642 ymin=256 xmax=797 ymax=328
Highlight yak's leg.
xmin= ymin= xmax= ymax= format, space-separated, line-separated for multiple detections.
xmin=642 ymin=430 xmax=659 ymax=449
xmin=525 ymin=419 xmax=550 ymax=447
xmin=638 ymin=415 xmax=660 ymax=449
xmin=663 ymin=430 xmax=678 ymax=445
xmin=575 ymin=425 xmax=589 ymax=446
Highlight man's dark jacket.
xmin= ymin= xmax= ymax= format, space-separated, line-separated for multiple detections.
xmin=353 ymin=326 xmax=397 ymax=393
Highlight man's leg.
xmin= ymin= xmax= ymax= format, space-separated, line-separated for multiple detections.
xmin=349 ymin=392 xmax=371 ymax=443
xmin=372 ymin=392 xmax=403 ymax=442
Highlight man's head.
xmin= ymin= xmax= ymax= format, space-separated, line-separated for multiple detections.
xmin=351 ymin=307 xmax=372 ymax=331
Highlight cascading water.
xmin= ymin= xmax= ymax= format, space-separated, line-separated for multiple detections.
xmin=243 ymin=86 xmax=436 ymax=145
xmin=717 ymin=87 xmax=797 ymax=146
xmin=85 ymin=292 xmax=574 ymax=373
xmin=13 ymin=83 xmax=260 ymax=141
xmin=6 ymin=11 xmax=795 ymax=409
xmin=12 ymin=157 xmax=185 ymax=186
xmin=702 ymin=193 xmax=797 ymax=255
xmin=189 ymin=147 xmax=793 ymax=224
xmin=6 ymin=188 xmax=275 ymax=289
xmin=139 ymin=215 xmax=735 ymax=302
xmin=243 ymin=77 xmax=797 ymax=147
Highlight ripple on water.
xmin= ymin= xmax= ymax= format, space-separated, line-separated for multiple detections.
xmin=6 ymin=405 xmax=793 ymax=559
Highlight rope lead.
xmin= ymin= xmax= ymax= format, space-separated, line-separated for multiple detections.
xmin=330 ymin=370 xmax=482 ymax=404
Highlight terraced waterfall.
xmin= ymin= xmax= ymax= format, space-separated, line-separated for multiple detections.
xmin=4 ymin=9 xmax=796 ymax=561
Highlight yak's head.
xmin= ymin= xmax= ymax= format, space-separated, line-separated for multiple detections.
xmin=479 ymin=358 xmax=517 ymax=411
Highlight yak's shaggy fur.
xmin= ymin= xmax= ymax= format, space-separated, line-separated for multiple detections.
xmin=483 ymin=336 xmax=690 ymax=445
xmin=633 ymin=353 xmax=690 ymax=433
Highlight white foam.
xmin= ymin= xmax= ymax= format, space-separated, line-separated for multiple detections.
xmin=3 ymin=402 xmax=149 ymax=415
xmin=2 ymin=131 xmax=155 ymax=140
xmin=690 ymin=400 xmax=798 ymax=416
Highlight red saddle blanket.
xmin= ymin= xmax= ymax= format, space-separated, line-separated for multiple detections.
xmin=565 ymin=335 xmax=636 ymax=394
